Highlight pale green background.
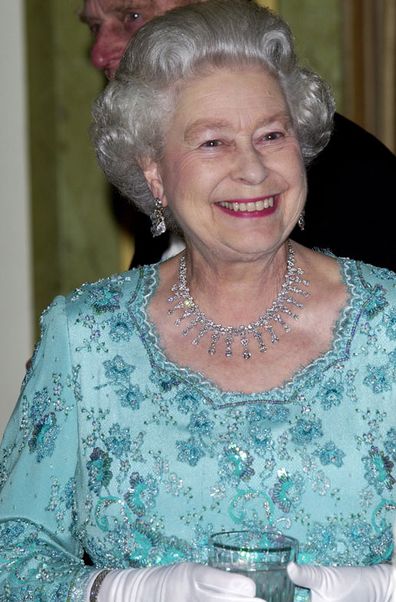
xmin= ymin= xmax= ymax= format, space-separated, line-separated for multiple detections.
xmin=279 ymin=0 xmax=343 ymax=108
xmin=26 ymin=0 xmax=119 ymax=327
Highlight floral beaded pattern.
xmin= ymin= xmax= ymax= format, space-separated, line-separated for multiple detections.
xmin=73 ymin=260 xmax=395 ymax=570
xmin=0 ymin=260 xmax=395 ymax=601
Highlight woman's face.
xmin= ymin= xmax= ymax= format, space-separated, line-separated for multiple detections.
xmin=144 ymin=66 xmax=307 ymax=260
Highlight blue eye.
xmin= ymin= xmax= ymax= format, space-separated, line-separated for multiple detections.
xmin=126 ymin=12 xmax=141 ymax=22
xmin=202 ymin=140 xmax=222 ymax=148
xmin=263 ymin=132 xmax=284 ymax=141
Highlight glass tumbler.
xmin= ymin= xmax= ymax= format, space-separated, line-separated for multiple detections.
xmin=208 ymin=529 xmax=298 ymax=602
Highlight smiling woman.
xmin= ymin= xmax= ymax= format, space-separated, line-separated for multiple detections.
xmin=143 ymin=67 xmax=306 ymax=261
xmin=0 ymin=1 xmax=395 ymax=601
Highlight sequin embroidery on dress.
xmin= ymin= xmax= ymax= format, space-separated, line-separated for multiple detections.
xmin=0 ymin=261 xmax=395 ymax=601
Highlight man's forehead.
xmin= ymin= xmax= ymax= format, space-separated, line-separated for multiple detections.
xmin=81 ymin=0 xmax=145 ymax=19
xmin=82 ymin=0 xmax=187 ymax=15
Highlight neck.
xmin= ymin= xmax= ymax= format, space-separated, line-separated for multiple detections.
xmin=167 ymin=240 xmax=310 ymax=361
xmin=183 ymin=241 xmax=291 ymax=324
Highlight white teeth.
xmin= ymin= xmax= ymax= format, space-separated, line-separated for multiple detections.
xmin=219 ymin=197 xmax=274 ymax=212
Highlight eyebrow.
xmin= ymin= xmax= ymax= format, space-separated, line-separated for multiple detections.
xmin=79 ymin=1 xmax=144 ymax=23
xmin=184 ymin=119 xmax=232 ymax=142
xmin=184 ymin=112 xmax=292 ymax=142
xmin=256 ymin=111 xmax=292 ymax=128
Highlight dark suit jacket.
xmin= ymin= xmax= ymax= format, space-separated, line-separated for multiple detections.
xmin=292 ymin=113 xmax=396 ymax=270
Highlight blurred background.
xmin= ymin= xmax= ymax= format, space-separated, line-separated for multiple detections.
xmin=1 ymin=0 xmax=395 ymax=436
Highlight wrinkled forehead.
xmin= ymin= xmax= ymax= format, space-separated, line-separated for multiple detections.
xmin=81 ymin=0 xmax=190 ymax=17
xmin=81 ymin=0 xmax=153 ymax=18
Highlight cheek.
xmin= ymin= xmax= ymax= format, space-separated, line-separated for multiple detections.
xmin=279 ymin=146 xmax=305 ymax=186
xmin=293 ymin=162 xmax=307 ymax=194
xmin=161 ymin=153 xmax=209 ymax=198
xmin=286 ymin=153 xmax=305 ymax=182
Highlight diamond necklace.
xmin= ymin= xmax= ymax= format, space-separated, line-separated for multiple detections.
xmin=167 ymin=240 xmax=310 ymax=360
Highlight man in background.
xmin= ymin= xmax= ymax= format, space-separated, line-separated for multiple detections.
xmin=80 ymin=0 xmax=396 ymax=271
xmin=80 ymin=1 xmax=197 ymax=265
xmin=80 ymin=0 xmax=196 ymax=79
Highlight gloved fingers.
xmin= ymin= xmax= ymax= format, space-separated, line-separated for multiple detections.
xmin=194 ymin=564 xmax=257 ymax=597
xmin=287 ymin=562 xmax=364 ymax=597
xmin=287 ymin=562 xmax=330 ymax=590
xmin=197 ymin=586 xmax=262 ymax=602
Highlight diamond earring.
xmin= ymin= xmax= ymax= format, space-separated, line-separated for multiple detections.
xmin=150 ymin=198 xmax=166 ymax=237
xmin=298 ymin=210 xmax=305 ymax=231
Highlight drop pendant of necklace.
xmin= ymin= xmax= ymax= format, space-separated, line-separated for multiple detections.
xmin=167 ymin=240 xmax=310 ymax=360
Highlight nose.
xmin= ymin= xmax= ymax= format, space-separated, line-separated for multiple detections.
xmin=231 ymin=145 xmax=268 ymax=185
xmin=90 ymin=25 xmax=129 ymax=75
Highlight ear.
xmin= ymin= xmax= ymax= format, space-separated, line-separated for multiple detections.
xmin=142 ymin=159 xmax=169 ymax=208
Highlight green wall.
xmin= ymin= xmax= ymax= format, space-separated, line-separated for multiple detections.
xmin=25 ymin=0 xmax=120 ymax=326
xmin=279 ymin=0 xmax=343 ymax=109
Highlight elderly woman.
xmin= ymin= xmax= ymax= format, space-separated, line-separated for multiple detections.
xmin=0 ymin=1 xmax=395 ymax=601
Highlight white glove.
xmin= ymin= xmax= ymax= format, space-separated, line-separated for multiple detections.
xmin=287 ymin=561 xmax=395 ymax=602
xmin=89 ymin=562 xmax=263 ymax=602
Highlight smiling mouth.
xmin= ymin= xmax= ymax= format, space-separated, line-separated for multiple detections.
xmin=218 ymin=196 xmax=276 ymax=213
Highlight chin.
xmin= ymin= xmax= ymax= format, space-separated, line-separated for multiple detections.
xmin=223 ymin=231 xmax=288 ymax=255
xmin=217 ymin=240 xmax=285 ymax=260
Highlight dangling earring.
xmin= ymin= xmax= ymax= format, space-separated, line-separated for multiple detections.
xmin=298 ymin=210 xmax=305 ymax=231
xmin=150 ymin=198 xmax=166 ymax=237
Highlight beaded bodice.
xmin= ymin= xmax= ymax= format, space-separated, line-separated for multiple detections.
xmin=0 ymin=257 xmax=395 ymax=601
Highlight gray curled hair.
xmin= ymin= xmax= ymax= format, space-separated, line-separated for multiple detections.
xmin=91 ymin=0 xmax=335 ymax=221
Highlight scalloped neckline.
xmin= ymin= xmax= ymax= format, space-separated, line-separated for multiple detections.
xmin=131 ymin=257 xmax=369 ymax=405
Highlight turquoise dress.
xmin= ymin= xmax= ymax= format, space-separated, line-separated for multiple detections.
xmin=0 ymin=258 xmax=395 ymax=601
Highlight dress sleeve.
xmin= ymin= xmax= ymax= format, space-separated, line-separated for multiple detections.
xmin=0 ymin=296 xmax=95 ymax=601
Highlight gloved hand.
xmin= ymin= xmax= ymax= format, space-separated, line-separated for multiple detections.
xmin=287 ymin=561 xmax=395 ymax=602
xmin=89 ymin=562 xmax=263 ymax=602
